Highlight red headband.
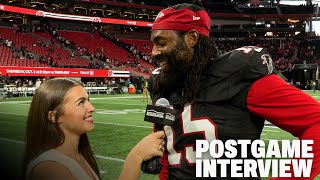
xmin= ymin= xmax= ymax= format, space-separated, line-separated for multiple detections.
xmin=152 ymin=7 xmax=211 ymax=37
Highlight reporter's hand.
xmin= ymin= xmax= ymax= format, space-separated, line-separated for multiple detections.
xmin=131 ymin=131 xmax=165 ymax=162
xmin=119 ymin=131 xmax=166 ymax=180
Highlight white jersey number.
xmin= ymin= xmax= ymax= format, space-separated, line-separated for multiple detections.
xmin=164 ymin=104 xmax=217 ymax=165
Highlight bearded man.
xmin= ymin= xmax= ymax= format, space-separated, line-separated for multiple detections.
xmin=148 ymin=3 xmax=320 ymax=180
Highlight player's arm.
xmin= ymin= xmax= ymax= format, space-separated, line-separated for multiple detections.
xmin=247 ymin=74 xmax=320 ymax=179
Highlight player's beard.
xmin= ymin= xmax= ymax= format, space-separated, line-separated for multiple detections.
xmin=158 ymin=39 xmax=193 ymax=90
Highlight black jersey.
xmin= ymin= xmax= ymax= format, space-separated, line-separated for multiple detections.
xmin=150 ymin=46 xmax=277 ymax=179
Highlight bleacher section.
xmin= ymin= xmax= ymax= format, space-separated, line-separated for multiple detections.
xmin=0 ymin=44 xmax=48 ymax=67
xmin=34 ymin=32 xmax=62 ymax=45
xmin=121 ymin=38 xmax=154 ymax=73
xmin=0 ymin=27 xmax=90 ymax=67
xmin=55 ymin=30 xmax=155 ymax=77
xmin=122 ymin=39 xmax=152 ymax=55
xmin=0 ymin=25 xmax=156 ymax=77
xmin=58 ymin=31 xmax=133 ymax=63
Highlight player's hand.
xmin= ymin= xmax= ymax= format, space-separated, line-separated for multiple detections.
xmin=132 ymin=131 xmax=165 ymax=162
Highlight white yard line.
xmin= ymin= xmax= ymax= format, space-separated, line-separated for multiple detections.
xmin=93 ymin=102 xmax=146 ymax=106
xmin=0 ymin=100 xmax=31 ymax=104
xmin=0 ymin=96 xmax=142 ymax=104
xmin=0 ymin=112 xmax=25 ymax=116
xmin=0 ymin=112 xmax=151 ymax=128
xmin=0 ymin=111 xmax=274 ymax=130
xmin=95 ymin=155 xmax=124 ymax=162
xmin=90 ymin=96 xmax=141 ymax=100
xmin=263 ymin=126 xmax=280 ymax=129
xmin=0 ymin=137 xmax=25 ymax=144
xmin=94 ymin=122 xmax=151 ymax=128
xmin=262 ymin=129 xmax=280 ymax=132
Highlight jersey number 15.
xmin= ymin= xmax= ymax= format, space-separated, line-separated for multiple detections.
xmin=164 ymin=104 xmax=217 ymax=165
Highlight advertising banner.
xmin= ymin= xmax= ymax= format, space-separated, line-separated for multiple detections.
xmin=0 ymin=66 xmax=130 ymax=78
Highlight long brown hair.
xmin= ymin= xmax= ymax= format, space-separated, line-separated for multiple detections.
xmin=181 ymin=33 xmax=219 ymax=104
xmin=23 ymin=78 xmax=101 ymax=179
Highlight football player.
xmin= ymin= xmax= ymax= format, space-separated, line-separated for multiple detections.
xmin=149 ymin=3 xmax=320 ymax=180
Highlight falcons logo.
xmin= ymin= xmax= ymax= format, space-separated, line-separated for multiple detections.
xmin=261 ymin=54 xmax=273 ymax=75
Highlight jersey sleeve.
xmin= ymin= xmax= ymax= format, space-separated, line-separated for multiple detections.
xmin=247 ymin=74 xmax=320 ymax=179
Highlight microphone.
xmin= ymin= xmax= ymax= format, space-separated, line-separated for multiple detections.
xmin=141 ymin=98 xmax=176 ymax=174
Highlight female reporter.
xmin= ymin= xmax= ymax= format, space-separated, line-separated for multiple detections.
xmin=24 ymin=78 xmax=165 ymax=180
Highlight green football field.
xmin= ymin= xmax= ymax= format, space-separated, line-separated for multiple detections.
xmin=0 ymin=92 xmax=319 ymax=180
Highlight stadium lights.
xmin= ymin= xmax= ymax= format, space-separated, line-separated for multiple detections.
xmin=265 ymin=32 xmax=273 ymax=36
xmin=288 ymin=19 xmax=299 ymax=23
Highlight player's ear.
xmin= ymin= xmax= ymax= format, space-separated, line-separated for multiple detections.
xmin=185 ymin=29 xmax=199 ymax=48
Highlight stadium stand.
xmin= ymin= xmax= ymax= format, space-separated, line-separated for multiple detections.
xmin=0 ymin=26 xmax=91 ymax=68
xmin=0 ymin=0 xmax=319 ymax=92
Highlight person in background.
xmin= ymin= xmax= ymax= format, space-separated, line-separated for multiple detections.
xmin=312 ymin=80 xmax=317 ymax=92
xmin=142 ymin=79 xmax=149 ymax=102
xmin=24 ymin=78 xmax=165 ymax=180
xmin=35 ymin=78 xmax=41 ymax=89
xmin=148 ymin=3 xmax=320 ymax=179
